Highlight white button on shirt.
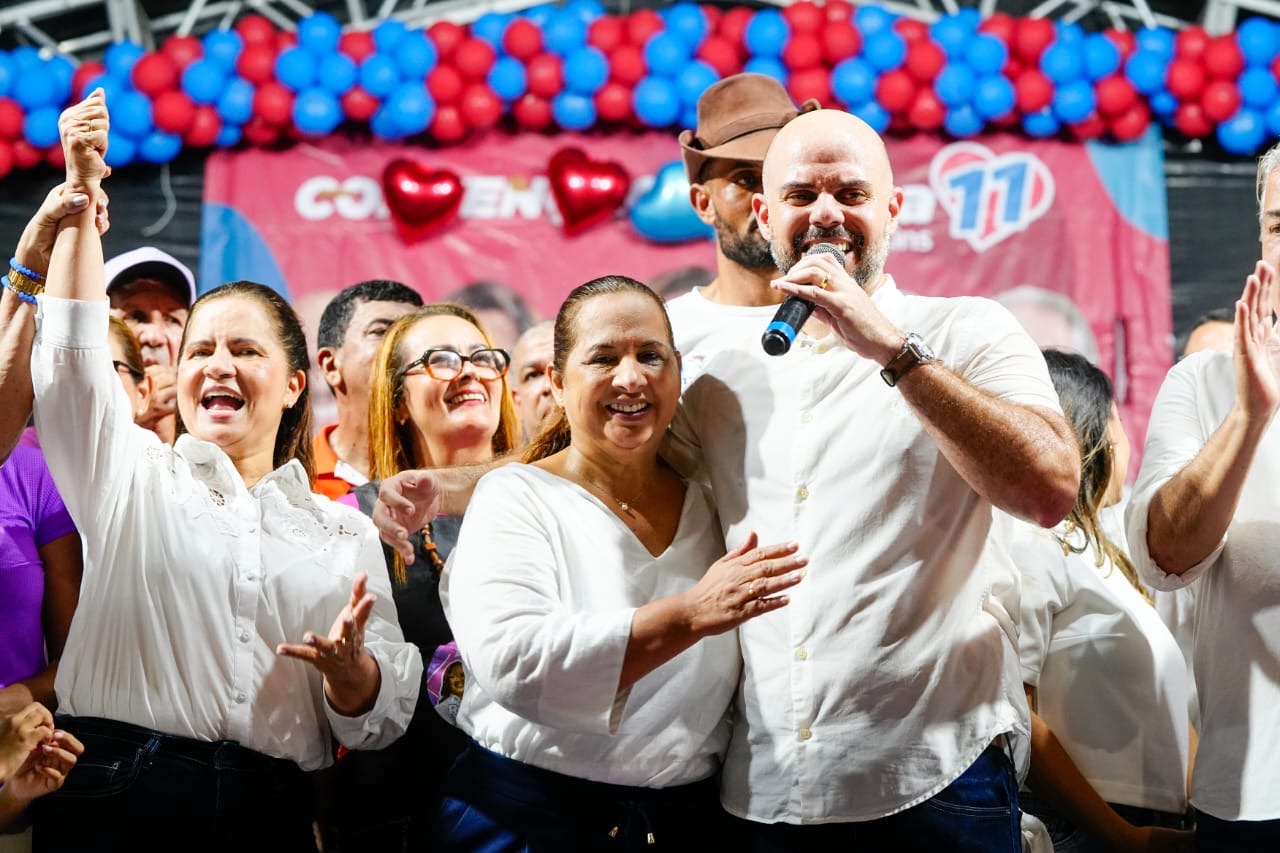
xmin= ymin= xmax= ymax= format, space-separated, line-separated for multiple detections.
xmin=31 ymin=297 xmax=422 ymax=771
xmin=666 ymin=279 xmax=1057 ymax=823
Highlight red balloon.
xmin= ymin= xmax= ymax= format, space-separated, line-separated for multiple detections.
xmin=382 ymin=158 xmax=465 ymax=241
xmin=0 ymin=142 xmax=12 ymax=179
xmin=0 ymin=98 xmax=24 ymax=140
xmin=1069 ymin=113 xmax=1106 ymax=140
xmin=782 ymin=34 xmax=824 ymax=71
xmin=430 ymin=104 xmax=469 ymax=144
xmin=1175 ymin=26 xmax=1211 ymax=60
xmin=718 ymin=7 xmax=754 ymax=49
xmin=236 ymin=14 xmax=276 ymax=46
xmin=1013 ymin=18 xmax=1055 ymax=65
xmin=977 ymin=13 xmax=1015 ymax=44
xmin=504 ymin=19 xmax=543 ymax=60
xmin=609 ymin=45 xmax=646 ymax=85
xmin=10 ymin=140 xmax=41 ymax=170
xmin=907 ymin=89 xmax=945 ymax=131
xmin=1273 ymin=53 xmax=1280 ymax=82
xmin=243 ymin=115 xmax=281 ymax=146
xmin=427 ymin=65 xmax=465 ymax=104
xmin=587 ymin=16 xmax=625 ymax=53
xmin=895 ymin=19 xmax=929 ymax=43
xmin=1165 ymin=59 xmax=1206 ymax=100
xmin=459 ymin=83 xmax=503 ymax=130
xmin=594 ymin=80 xmax=633 ymax=122
xmin=823 ymin=0 xmax=854 ymax=23
xmin=1174 ymin=101 xmax=1212 ymax=137
xmin=782 ymin=1 xmax=824 ymax=34
xmin=72 ymin=60 xmax=105 ymax=100
xmin=162 ymin=35 xmax=203 ymax=70
xmin=454 ymin=38 xmax=497 ymax=81
xmin=131 ymin=53 xmax=178 ymax=96
xmin=1104 ymin=29 xmax=1136 ymax=59
xmin=340 ymin=31 xmax=376 ymax=63
xmin=153 ymin=90 xmax=196 ymax=134
xmin=1201 ymin=79 xmax=1242 ymax=122
xmin=43 ymin=144 xmax=64 ymax=170
xmin=1109 ymin=102 xmax=1150 ymax=142
xmin=513 ymin=93 xmax=553 ymax=130
xmin=254 ymin=82 xmax=294 ymax=125
xmin=702 ymin=5 xmax=722 ymax=32
xmin=1015 ymin=69 xmax=1054 ymax=114
xmin=626 ymin=10 xmax=665 ymax=46
xmin=821 ymin=22 xmax=861 ymax=64
xmin=275 ymin=30 xmax=298 ymax=52
xmin=341 ymin=87 xmax=379 ymax=121
xmin=905 ymin=40 xmax=946 ymax=83
xmin=1203 ymin=35 xmax=1244 ymax=80
xmin=789 ymin=67 xmax=831 ymax=105
xmin=236 ymin=44 xmax=276 ymax=85
xmin=528 ymin=53 xmax=566 ymax=96
xmin=698 ymin=35 xmax=742 ymax=77
xmin=1005 ymin=58 xmax=1024 ymax=78
xmin=184 ymin=105 xmax=221 ymax=147
xmin=428 ymin=21 xmax=467 ymax=62
xmin=1096 ymin=75 xmax=1137 ymax=117
xmin=546 ymin=147 xmax=631 ymax=235
xmin=876 ymin=69 xmax=917 ymax=113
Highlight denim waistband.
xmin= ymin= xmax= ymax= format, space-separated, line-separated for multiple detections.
xmin=57 ymin=715 xmax=301 ymax=776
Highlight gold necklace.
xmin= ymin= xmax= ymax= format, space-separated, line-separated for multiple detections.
xmin=578 ymin=470 xmax=651 ymax=515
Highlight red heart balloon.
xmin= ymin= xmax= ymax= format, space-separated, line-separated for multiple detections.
xmin=382 ymin=159 xmax=464 ymax=242
xmin=546 ymin=147 xmax=631 ymax=235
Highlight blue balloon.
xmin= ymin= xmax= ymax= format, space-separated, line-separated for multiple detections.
xmin=1218 ymin=107 xmax=1267 ymax=154
xmin=215 ymin=123 xmax=241 ymax=147
xmin=965 ymin=34 xmax=1007 ymax=76
xmin=678 ymin=104 xmax=699 ymax=133
xmin=1052 ymin=79 xmax=1095 ymax=124
xmin=22 ymin=106 xmax=60 ymax=148
xmin=675 ymin=60 xmax=718 ymax=107
xmin=832 ymin=58 xmax=876 ymax=106
xmin=1055 ymin=21 xmax=1085 ymax=44
xmin=744 ymin=10 xmax=790 ymax=58
xmin=217 ymin=76 xmax=255 ymax=125
xmin=0 ymin=54 xmax=14 ymax=98
xmin=633 ymin=76 xmax=681 ymax=127
xmin=944 ymin=104 xmax=983 ymax=138
xmin=645 ymin=34 xmax=691 ymax=77
xmin=370 ymin=105 xmax=402 ymax=139
xmin=10 ymin=46 xmax=42 ymax=72
xmin=394 ymin=32 xmax=438 ymax=79
xmin=552 ymin=92 xmax=596 ymax=130
xmin=103 ymin=131 xmax=136 ymax=167
xmin=113 ymin=90 xmax=153 ymax=137
xmin=630 ymin=160 xmax=712 ymax=243
xmin=202 ymin=30 xmax=243 ymax=69
xmin=81 ymin=73 xmax=127 ymax=102
xmin=139 ymin=130 xmax=182 ymax=163
xmin=854 ymin=5 xmax=894 ymax=35
xmin=318 ymin=53 xmax=357 ymax=95
xmin=1022 ymin=107 xmax=1060 ymax=138
xmin=1268 ymin=99 xmax=1280 ymax=137
xmin=386 ymin=81 xmax=433 ymax=136
xmin=1241 ymin=67 xmax=1280 ymax=109
xmin=953 ymin=8 xmax=981 ymax=31
xmin=472 ymin=13 xmax=512 ymax=49
xmin=973 ymin=75 xmax=1016 ymax=120
xmin=1135 ymin=26 xmax=1174 ymax=58
xmin=182 ymin=60 xmax=227 ymax=106
xmin=275 ymin=47 xmax=317 ymax=92
xmin=294 ymin=87 xmax=344 ymax=136
xmin=931 ymin=17 xmax=972 ymax=59
xmin=742 ymin=57 xmax=787 ymax=85
xmin=358 ymin=54 xmax=400 ymax=98
xmin=1239 ymin=18 xmax=1280 ymax=67
xmin=298 ymin=12 xmax=342 ymax=55
xmin=373 ymin=19 xmax=407 ymax=54
xmin=1150 ymin=89 xmax=1178 ymax=117
xmin=564 ymin=46 xmax=609 ymax=95
xmin=544 ymin=10 xmax=588 ymax=57
xmin=12 ymin=67 xmax=57 ymax=110
xmin=564 ymin=0 xmax=605 ymax=23
xmin=1040 ymin=42 xmax=1083 ymax=83
xmin=488 ymin=56 xmax=527 ymax=101
xmin=522 ymin=6 xmax=554 ymax=28
xmin=1081 ymin=34 xmax=1121 ymax=82
xmin=104 ymin=41 xmax=145 ymax=78
xmin=863 ymin=30 xmax=907 ymax=72
xmin=1124 ymin=50 xmax=1166 ymax=96
xmin=850 ymin=100 xmax=890 ymax=134
xmin=44 ymin=55 xmax=74 ymax=103
xmin=934 ymin=63 xmax=975 ymax=108
xmin=664 ymin=3 xmax=709 ymax=50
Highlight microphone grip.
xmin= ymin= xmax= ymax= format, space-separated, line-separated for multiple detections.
xmin=761 ymin=296 xmax=815 ymax=356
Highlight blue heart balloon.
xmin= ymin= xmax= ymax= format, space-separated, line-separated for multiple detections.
xmin=630 ymin=160 xmax=714 ymax=244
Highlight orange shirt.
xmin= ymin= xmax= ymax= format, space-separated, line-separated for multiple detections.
xmin=312 ymin=423 xmax=363 ymax=501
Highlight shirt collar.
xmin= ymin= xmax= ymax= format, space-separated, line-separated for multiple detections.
xmin=175 ymin=434 xmax=323 ymax=518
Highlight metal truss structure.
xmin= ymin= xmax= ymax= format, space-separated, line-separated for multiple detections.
xmin=0 ymin=0 xmax=1275 ymax=65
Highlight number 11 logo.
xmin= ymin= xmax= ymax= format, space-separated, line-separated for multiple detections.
xmin=928 ymin=142 xmax=1056 ymax=253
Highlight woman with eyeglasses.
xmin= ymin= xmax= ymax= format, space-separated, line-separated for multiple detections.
xmin=326 ymin=303 xmax=518 ymax=853
xmin=107 ymin=316 xmax=154 ymax=426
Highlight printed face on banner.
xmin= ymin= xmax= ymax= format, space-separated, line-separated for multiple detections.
xmin=928 ymin=142 xmax=1055 ymax=253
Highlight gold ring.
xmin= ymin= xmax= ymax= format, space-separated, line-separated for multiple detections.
xmin=820 ymin=275 xmax=830 ymax=290
xmin=747 ymin=580 xmax=757 ymax=599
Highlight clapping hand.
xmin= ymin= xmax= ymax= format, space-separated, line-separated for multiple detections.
xmin=278 ymin=573 xmax=382 ymax=716
xmin=1234 ymin=260 xmax=1280 ymax=426
xmin=372 ymin=470 xmax=441 ymax=564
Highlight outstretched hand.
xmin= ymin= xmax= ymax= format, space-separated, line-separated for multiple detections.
xmin=1234 ymin=259 xmax=1280 ymax=426
xmin=372 ymin=470 xmax=442 ymax=564
xmin=277 ymin=573 xmax=382 ymax=716
xmin=57 ymin=89 xmax=110 ymax=189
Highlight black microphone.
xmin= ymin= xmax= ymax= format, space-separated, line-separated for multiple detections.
xmin=761 ymin=242 xmax=846 ymax=356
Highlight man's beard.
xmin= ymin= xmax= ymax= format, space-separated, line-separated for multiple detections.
xmin=771 ymin=226 xmax=890 ymax=289
xmin=715 ymin=215 xmax=776 ymax=270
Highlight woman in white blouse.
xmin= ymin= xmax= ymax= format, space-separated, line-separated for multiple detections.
xmin=437 ymin=275 xmax=806 ymax=851
xmin=1011 ymin=350 xmax=1193 ymax=853
xmin=29 ymin=93 xmax=421 ymax=851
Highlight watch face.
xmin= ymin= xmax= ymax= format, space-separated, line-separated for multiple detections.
xmin=906 ymin=333 xmax=936 ymax=361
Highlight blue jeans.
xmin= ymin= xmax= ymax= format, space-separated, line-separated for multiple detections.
xmin=728 ymin=743 xmax=1021 ymax=853
xmin=1020 ymin=791 xmax=1189 ymax=852
xmin=1196 ymin=808 xmax=1280 ymax=852
xmin=32 ymin=716 xmax=315 ymax=853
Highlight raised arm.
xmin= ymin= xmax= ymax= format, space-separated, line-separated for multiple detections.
xmin=46 ymin=90 xmax=111 ymax=303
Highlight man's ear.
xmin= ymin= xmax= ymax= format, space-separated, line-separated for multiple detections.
xmin=752 ymin=193 xmax=772 ymax=241
xmin=316 ymin=346 xmax=344 ymax=393
xmin=689 ymin=183 xmax=716 ymax=227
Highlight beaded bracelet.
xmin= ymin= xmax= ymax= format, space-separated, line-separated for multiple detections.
xmin=9 ymin=256 xmax=44 ymax=282
xmin=6 ymin=257 xmax=44 ymax=306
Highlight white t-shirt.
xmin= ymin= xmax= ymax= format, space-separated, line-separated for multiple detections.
xmin=665 ymin=277 xmax=1059 ymax=823
xmin=441 ymin=464 xmax=736 ymax=788
xmin=1127 ymin=350 xmax=1280 ymax=821
xmin=1010 ymin=517 xmax=1189 ymax=813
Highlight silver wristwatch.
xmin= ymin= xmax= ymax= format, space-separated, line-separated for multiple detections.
xmin=880 ymin=332 xmax=937 ymax=387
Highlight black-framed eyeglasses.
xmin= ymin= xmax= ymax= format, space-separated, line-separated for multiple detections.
xmin=399 ymin=348 xmax=511 ymax=382
xmin=112 ymin=360 xmax=145 ymax=382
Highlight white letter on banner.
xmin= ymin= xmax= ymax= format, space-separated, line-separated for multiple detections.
xmin=296 ymin=176 xmax=338 ymax=221
xmin=499 ymin=176 xmax=548 ymax=219
xmin=335 ymin=176 xmax=383 ymax=220
xmin=461 ymin=176 xmax=503 ymax=219
xmin=899 ymin=185 xmax=936 ymax=226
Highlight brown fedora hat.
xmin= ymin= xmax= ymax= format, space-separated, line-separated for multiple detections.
xmin=678 ymin=73 xmax=820 ymax=183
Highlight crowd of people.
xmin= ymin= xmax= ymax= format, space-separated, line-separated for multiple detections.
xmin=0 ymin=69 xmax=1271 ymax=853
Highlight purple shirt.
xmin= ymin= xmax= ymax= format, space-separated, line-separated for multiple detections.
xmin=0 ymin=441 xmax=76 ymax=687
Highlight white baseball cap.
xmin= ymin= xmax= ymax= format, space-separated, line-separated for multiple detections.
xmin=104 ymin=246 xmax=197 ymax=308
